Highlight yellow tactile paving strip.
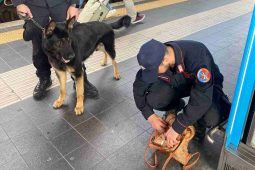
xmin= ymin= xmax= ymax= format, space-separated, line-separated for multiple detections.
xmin=0 ymin=0 xmax=253 ymax=108
xmin=111 ymin=0 xmax=187 ymax=18
xmin=0 ymin=29 xmax=24 ymax=44
xmin=0 ymin=0 xmax=186 ymax=45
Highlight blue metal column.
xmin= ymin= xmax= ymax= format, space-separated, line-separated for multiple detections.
xmin=225 ymin=5 xmax=255 ymax=152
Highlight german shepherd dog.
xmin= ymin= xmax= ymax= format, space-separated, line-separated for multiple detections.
xmin=42 ymin=17 xmax=120 ymax=115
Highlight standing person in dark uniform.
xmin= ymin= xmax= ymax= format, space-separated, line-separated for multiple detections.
xmin=133 ymin=39 xmax=231 ymax=146
xmin=12 ymin=0 xmax=99 ymax=100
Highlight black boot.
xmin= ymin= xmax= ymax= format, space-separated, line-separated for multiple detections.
xmin=72 ymin=66 xmax=99 ymax=99
xmin=33 ymin=78 xmax=52 ymax=100
xmin=193 ymin=122 xmax=206 ymax=142
xmin=83 ymin=64 xmax=99 ymax=99
xmin=220 ymin=94 xmax=231 ymax=122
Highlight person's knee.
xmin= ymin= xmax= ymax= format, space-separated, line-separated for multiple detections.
xmin=147 ymin=93 xmax=174 ymax=110
xmin=202 ymin=114 xmax=221 ymax=128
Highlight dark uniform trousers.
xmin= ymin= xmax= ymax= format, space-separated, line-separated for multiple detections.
xmin=146 ymin=80 xmax=230 ymax=128
xmin=13 ymin=0 xmax=70 ymax=79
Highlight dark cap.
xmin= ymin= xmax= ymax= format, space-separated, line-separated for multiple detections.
xmin=137 ymin=39 xmax=166 ymax=83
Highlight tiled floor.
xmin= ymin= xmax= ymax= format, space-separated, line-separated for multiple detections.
xmin=0 ymin=0 xmax=253 ymax=169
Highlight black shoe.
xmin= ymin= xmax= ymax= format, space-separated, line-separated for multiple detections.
xmin=72 ymin=76 xmax=99 ymax=99
xmin=85 ymin=80 xmax=99 ymax=99
xmin=33 ymin=78 xmax=52 ymax=100
xmin=193 ymin=122 xmax=206 ymax=142
xmin=220 ymin=94 xmax=231 ymax=121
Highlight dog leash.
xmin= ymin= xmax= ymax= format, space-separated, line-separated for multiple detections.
xmin=18 ymin=12 xmax=45 ymax=31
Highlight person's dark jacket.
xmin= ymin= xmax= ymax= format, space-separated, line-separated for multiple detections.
xmin=133 ymin=69 xmax=191 ymax=120
xmin=133 ymin=40 xmax=224 ymax=134
xmin=12 ymin=0 xmax=79 ymax=8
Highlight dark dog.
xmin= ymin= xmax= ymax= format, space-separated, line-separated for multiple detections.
xmin=42 ymin=17 xmax=120 ymax=115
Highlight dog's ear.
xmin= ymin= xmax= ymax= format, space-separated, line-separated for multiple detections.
xmin=66 ymin=16 xmax=76 ymax=32
xmin=44 ymin=20 xmax=56 ymax=37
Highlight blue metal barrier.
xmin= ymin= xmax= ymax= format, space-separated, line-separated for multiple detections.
xmin=225 ymin=5 xmax=255 ymax=152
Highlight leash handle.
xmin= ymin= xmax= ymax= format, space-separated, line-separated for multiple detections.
xmin=18 ymin=12 xmax=45 ymax=31
xmin=18 ymin=12 xmax=31 ymax=20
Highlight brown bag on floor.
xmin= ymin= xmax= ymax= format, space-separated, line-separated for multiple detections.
xmin=144 ymin=114 xmax=200 ymax=170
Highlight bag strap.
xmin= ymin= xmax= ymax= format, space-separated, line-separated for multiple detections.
xmin=183 ymin=152 xmax=200 ymax=170
xmin=162 ymin=153 xmax=174 ymax=170
xmin=144 ymin=146 xmax=158 ymax=169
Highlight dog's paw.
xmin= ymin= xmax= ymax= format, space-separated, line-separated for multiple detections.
xmin=100 ymin=60 xmax=107 ymax=66
xmin=75 ymin=105 xmax=84 ymax=116
xmin=114 ymin=73 xmax=120 ymax=80
xmin=53 ymin=99 xmax=64 ymax=108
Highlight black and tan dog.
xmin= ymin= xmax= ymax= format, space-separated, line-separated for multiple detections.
xmin=42 ymin=17 xmax=120 ymax=115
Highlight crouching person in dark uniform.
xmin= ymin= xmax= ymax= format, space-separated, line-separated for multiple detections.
xmin=12 ymin=0 xmax=99 ymax=100
xmin=133 ymin=39 xmax=231 ymax=146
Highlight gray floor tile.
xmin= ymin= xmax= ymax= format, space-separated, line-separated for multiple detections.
xmin=7 ymin=58 xmax=29 ymax=69
xmin=0 ymin=44 xmax=10 ymax=54
xmin=75 ymin=117 xmax=108 ymax=142
xmin=8 ymin=40 xmax=29 ymax=51
xmin=95 ymin=103 xmax=128 ymax=129
xmin=117 ymin=57 xmax=139 ymax=73
xmin=2 ymin=114 xmax=38 ymax=138
xmin=25 ymin=104 xmax=61 ymax=126
xmin=89 ymin=159 xmax=116 ymax=170
xmin=65 ymin=143 xmax=104 ymax=170
xmin=116 ymin=82 xmax=134 ymax=99
xmin=94 ymin=75 xmax=131 ymax=92
xmin=59 ymin=109 xmax=93 ymax=127
xmin=39 ymin=117 xmax=72 ymax=140
xmin=129 ymin=113 xmax=151 ymax=131
xmin=0 ymin=140 xmax=20 ymax=166
xmin=0 ymin=155 xmax=29 ymax=170
xmin=0 ymin=104 xmax=24 ymax=124
xmin=111 ymin=119 xmax=145 ymax=143
xmin=11 ymin=129 xmax=63 ymax=169
xmin=99 ymin=90 xmax=126 ymax=105
xmin=19 ymin=47 xmax=32 ymax=59
xmin=52 ymin=129 xmax=87 ymax=156
xmin=85 ymin=97 xmax=114 ymax=115
xmin=0 ymin=59 xmax=10 ymax=73
xmin=11 ymin=128 xmax=48 ymax=155
xmin=0 ymin=126 xmax=9 ymax=143
xmin=19 ymin=97 xmax=52 ymax=113
xmin=21 ymin=141 xmax=62 ymax=169
xmin=107 ymin=132 xmax=150 ymax=170
xmin=115 ymin=99 xmax=139 ymax=118
xmin=90 ymin=130 xmax=125 ymax=157
xmin=45 ymin=159 xmax=73 ymax=170
xmin=0 ymin=49 xmax=20 ymax=63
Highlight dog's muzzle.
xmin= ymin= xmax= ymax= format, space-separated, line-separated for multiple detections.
xmin=62 ymin=57 xmax=71 ymax=63
xmin=62 ymin=54 xmax=75 ymax=63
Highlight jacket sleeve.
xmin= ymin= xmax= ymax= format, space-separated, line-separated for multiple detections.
xmin=158 ymin=72 xmax=193 ymax=88
xmin=133 ymin=71 xmax=154 ymax=120
xmin=12 ymin=0 xmax=25 ymax=7
xmin=172 ymin=53 xmax=214 ymax=134
xmin=69 ymin=0 xmax=80 ymax=5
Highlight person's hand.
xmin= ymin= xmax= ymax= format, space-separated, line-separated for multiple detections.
xmin=66 ymin=6 xmax=79 ymax=20
xmin=16 ymin=4 xmax=33 ymax=18
xmin=165 ymin=126 xmax=180 ymax=148
xmin=148 ymin=114 xmax=167 ymax=133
